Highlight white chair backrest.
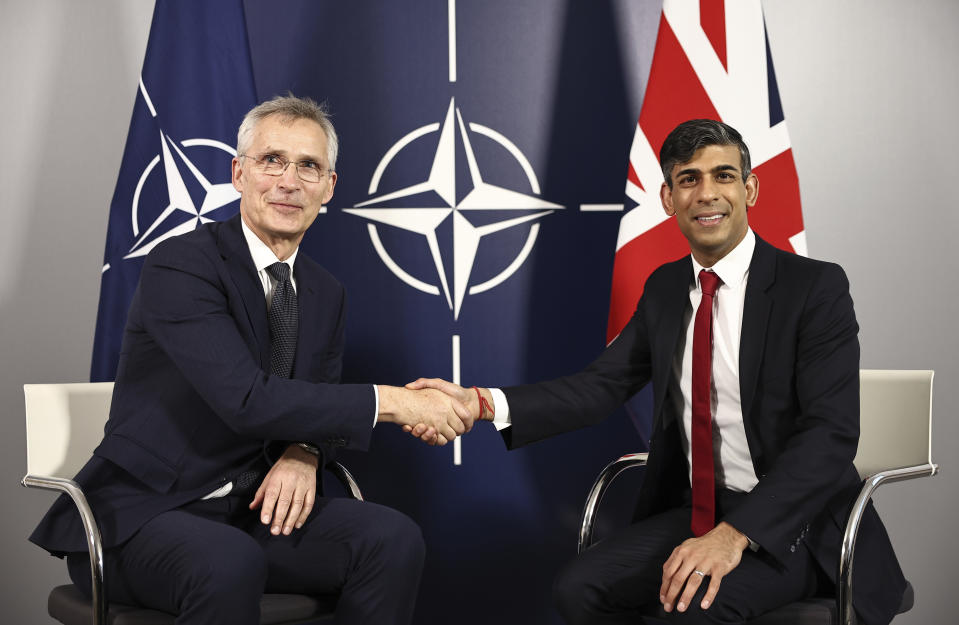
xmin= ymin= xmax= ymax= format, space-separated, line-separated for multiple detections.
xmin=855 ymin=370 xmax=934 ymax=479
xmin=23 ymin=382 xmax=115 ymax=479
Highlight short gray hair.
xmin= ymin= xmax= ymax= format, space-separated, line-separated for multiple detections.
xmin=237 ymin=94 xmax=339 ymax=171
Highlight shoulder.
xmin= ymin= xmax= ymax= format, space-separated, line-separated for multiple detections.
xmin=294 ymin=252 xmax=345 ymax=295
xmin=643 ymin=255 xmax=691 ymax=299
xmin=752 ymin=236 xmax=850 ymax=294
xmin=772 ymin=246 xmax=849 ymax=291
xmin=147 ymin=220 xmax=220 ymax=263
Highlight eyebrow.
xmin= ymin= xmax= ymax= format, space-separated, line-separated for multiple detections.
xmin=259 ymin=146 xmax=325 ymax=164
xmin=674 ymin=164 xmax=740 ymax=179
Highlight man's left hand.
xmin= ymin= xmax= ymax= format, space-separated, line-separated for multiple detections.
xmin=249 ymin=444 xmax=319 ymax=536
xmin=660 ymin=522 xmax=749 ymax=614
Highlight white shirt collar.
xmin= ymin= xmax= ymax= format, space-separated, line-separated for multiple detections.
xmin=240 ymin=217 xmax=299 ymax=274
xmin=691 ymin=227 xmax=755 ymax=290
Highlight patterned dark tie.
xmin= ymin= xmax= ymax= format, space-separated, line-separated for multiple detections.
xmin=691 ymin=269 xmax=722 ymax=537
xmin=266 ymin=262 xmax=298 ymax=378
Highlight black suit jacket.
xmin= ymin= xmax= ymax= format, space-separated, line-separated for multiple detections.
xmin=31 ymin=215 xmax=375 ymax=555
xmin=502 ymin=236 xmax=905 ymax=625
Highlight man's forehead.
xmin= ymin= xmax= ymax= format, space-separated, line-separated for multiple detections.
xmin=250 ymin=116 xmax=326 ymax=156
xmin=670 ymin=144 xmax=741 ymax=175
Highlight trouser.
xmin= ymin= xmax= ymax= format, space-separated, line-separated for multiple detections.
xmin=553 ymin=492 xmax=820 ymax=624
xmin=68 ymin=491 xmax=425 ymax=625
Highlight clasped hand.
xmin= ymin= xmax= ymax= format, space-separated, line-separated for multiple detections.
xmin=402 ymin=378 xmax=493 ymax=444
xmin=377 ymin=384 xmax=477 ymax=446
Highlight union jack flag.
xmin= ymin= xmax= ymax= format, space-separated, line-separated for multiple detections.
xmin=608 ymin=0 xmax=805 ymax=343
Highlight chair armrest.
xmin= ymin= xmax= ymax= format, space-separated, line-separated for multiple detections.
xmin=836 ymin=462 xmax=938 ymax=625
xmin=578 ymin=453 xmax=648 ymax=554
xmin=327 ymin=461 xmax=364 ymax=501
xmin=22 ymin=474 xmax=107 ymax=625
xmin=21 ymin=462 xmax=362 ymax=625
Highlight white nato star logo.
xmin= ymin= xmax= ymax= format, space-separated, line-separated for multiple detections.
xmin=344 ymin=97 xmax=563 ymax=319
xmin=124 ymin=134 xmax=239 ymax=259
xmin=117 ymin=81 xmax=239 ymax=264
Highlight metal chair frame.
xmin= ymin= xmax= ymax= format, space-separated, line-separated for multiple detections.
xmin=21 ymin=382 xmax=363 ymax=625
xmin=577 ymin=370 xmax=938 ymax=625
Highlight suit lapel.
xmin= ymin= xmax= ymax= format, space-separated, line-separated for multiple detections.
xmin=218 ymin=216 xmax=271 ymax=369
xmin=739 ymin=236 xmax=775 ymax=426
xmin=651 ymin=257 xmax=694 ymax=431
xmin=291 ymin=260 xmax=318 ymax=379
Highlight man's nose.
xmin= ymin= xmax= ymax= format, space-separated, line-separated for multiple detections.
xmin=697 ymin=176 xmax=719 ymax=203
xmin=277 ymin=163 xmax=301 ymax=188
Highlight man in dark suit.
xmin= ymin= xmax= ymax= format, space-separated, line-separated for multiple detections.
xmin=31 ymin=95 xmax=472 ymax=625
xmin=409 ymin=120 xmax=905 ymax=624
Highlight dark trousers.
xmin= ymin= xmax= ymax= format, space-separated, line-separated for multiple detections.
xmin=553 ymin=492 xmax=819 ymax=624
xmin=68 ymin=492 xmax=425 ymax=625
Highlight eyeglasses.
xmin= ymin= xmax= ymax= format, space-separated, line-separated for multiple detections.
xmin=239 ymin=153 xmax=333 ymax=183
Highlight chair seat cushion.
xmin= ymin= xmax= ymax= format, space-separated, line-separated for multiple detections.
xmin=49 ymin=584 xmax=335 ymax=625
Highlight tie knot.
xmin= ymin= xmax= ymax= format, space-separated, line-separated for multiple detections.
xmin=267 ymin=262 xmax=290 ymax=282
xmin=699 ymin=269 xmax=722 ymax=297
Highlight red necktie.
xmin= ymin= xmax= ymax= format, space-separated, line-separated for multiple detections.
xmin=691 ymin=269 xmax=722 ymax=537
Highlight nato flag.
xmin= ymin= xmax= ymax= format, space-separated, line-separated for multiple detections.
xmin=90 ymin=0 xmax=256 ymax=381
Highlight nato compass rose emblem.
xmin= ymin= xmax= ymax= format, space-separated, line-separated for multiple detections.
xmin=104 ymin=81 xmax=240 ymax=273
xmin=344 ymin=97 xmax=563 ymax=319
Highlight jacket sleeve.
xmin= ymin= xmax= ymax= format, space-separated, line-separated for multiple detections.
xmin=135 ymin=236 xmax=375 ymax=451
xmin=502 ymin=291 xmax=654 ymax=448
xmin=723 ymin=262 xmax=860 ymax=564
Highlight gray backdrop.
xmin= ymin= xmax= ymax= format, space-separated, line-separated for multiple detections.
xmin=1 ymin=1 xmax=955 ymax=623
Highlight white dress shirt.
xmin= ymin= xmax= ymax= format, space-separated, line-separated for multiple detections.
xmin=671 ymin=228 xmax=758 ymax=493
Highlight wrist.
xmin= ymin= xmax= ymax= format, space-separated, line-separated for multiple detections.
xmin=296 ymin=442 xmax=320 ymax=456
xmin=472 ymin=386 xmax=494 ymax=421
xmin=374 ymin=385 xmax=401 ymax=424
xmin=285 ymin=443 xmax=320 ymax=466
xmin=716 ymin=522 xmax=750 ymax=551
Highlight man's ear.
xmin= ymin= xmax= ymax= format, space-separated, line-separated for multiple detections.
xmin=231 ymin=157 xmax=244 ymax=193
xmin=744 ymin=173 xmax=759 ymax=207
xmin=322 ymin=172 xmax=337 ymax=205
xmin=661 ymin=182 xmax=675 ymax=216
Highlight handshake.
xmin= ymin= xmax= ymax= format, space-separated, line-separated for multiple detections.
xmin=376 ymin=379 xmax=494 ymax=446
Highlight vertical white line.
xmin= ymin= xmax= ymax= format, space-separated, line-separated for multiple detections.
xmin=452 ymin=334 xmax=462 ymax=465
xmin=448 ymin=0 xmax=457 ymax=83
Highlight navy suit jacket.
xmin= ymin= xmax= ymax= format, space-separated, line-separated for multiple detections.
xmin=502 ymin=236 xmax=905 ymax=625
xmin=32 ymin=215 xmax=375 ymax=555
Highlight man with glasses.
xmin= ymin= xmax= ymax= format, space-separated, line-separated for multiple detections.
xmin=31 ymin=95 xmax=472 ymax=625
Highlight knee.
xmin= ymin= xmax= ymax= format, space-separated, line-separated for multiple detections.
xmin=552 ymin=558 xmax=604 ymax=624
xmin=373 ymin=507 xmax=425 ymax=568
xmin=352 ymin=505 xmax=425 ymax=574
xmin=663 ymin=591 xmax=743 ymax=625
xmin=188 ymin=538 xmax=268 ymax=602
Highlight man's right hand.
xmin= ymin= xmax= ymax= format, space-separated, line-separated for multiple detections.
xmin=376 ymin=385 xmax=474 ymax=445
xmin=403 ymin=378 xmax=494 ymax=441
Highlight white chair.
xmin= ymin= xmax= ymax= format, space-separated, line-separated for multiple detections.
xmin=578 ymin=369 xmax=937 ymax=625
xmin=22 ymin=382 xmax=363 ymax=625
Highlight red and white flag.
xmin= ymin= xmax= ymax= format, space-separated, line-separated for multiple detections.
xmin=608 ymin=0 xmax=805 ymax=342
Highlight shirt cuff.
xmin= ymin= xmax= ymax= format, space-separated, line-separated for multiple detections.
xmin=372 ymin=384 xmax=379 ymax=427
xmin=489 ymin=387 xmax=511 ymax=431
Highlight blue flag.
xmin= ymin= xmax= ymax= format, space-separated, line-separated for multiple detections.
xmin=90 ymin=1 xmax=654 ymax=622
xmin=90 ymin=0 xmax=256 ymax=381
